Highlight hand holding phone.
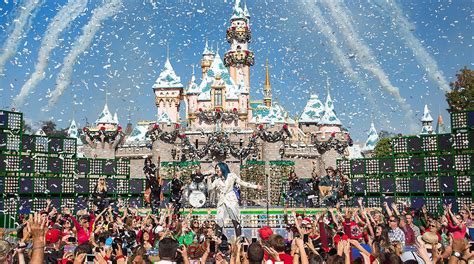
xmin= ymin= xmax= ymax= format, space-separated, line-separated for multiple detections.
xmin=243 ymin=244 xmax=249 ymax=252
xmin=210 ymin=240 xmax=217 ymax=253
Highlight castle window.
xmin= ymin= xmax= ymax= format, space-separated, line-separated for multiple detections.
xmin=214 ymin=89 xmax=223 ymax=107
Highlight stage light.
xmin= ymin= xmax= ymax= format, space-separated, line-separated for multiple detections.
xmin=455 ymin=154 xmax=471 ymax=171
xmin=451 ymin=112 xmax=467 ymax=129
xmin=395 ymin=177 xmax=410 ymax=193
xmin=116 ymin=159 xmax=130 ymax=175
xmin=395 ymin=158 xmax=409 ymax=173
xmin=7 ymin=112 xmax=22 ymax=130
xmin=62 ymin=178 xmax=75 ymax=193
xmin=63 ymin=138 xmax=76 ymax=154
xmin=34 ymin=156 xmax=48 ymax=173
xmin=453 ymin=133 xmax=469 ymax=150
xmin=3 ymin=198 xmax=18 ymax=214
xmin=4 ymin=177 xmax=18 ymax=193
xmin=35 ymin=136 xmax=48 ymax=152
xmin=33 ymin=199 xmax=47 ymax=211
xmin=63 ymin=158 xmax=75 ymax=174
xmin=116 ymin=179 xmax=129 ymax=194
xmin=366 ymin=159 xmax=379 ymax=175
xmin=367 ymin=178 xmax=380 ymax=193
xmin=425 ymin=177 xmax=440 ymax=192
xmin=90 ymin=159 xmax=103 ymax=175
xmin=392 ymin=138 xmax=407 ymax=154
xmin=422 ymin=135 xmax=438 ymax=152
xmin=456 ymin=175 xmax=471 ymax=192
xmin=6 ymin=134 xmax=21 ymax=151
xmin=425 ymin=197 xmax=441 ymax=212
xmin=424 ymin=156 xmax=438 ymax=172
xmin=33 ymin=178 xmax=48 ymax=193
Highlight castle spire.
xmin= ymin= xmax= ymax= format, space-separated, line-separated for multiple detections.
xmin=264 ymin=59 xmax=272 ymax=107
xmin=420 ymin=104 xmax=433 ymax=134
xmin=435 ymin=114 xmax=446 ymax=134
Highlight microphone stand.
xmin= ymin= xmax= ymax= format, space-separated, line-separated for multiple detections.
xmin=266 ymin=174 xmax=270 ymax=227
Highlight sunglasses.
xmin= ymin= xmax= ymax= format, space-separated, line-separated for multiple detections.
xmin=304 ymin=226 xmax=312 ymax=230
xmin=389 ymin=219 xmax=396 ymax=222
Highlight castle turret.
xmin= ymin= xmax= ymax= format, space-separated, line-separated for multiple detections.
xmin=435 ymin=114 xmax=446 ymax=134
xmin=420 ymin=104 xmax=433 ymax=135
xmin=224 ymin=0 xmax=254 ymax=91
xmin=153 ymin=55 xmax=184 ymax=124
xmin=186 ymin=66 xmax=200 ymax=124
xmin=362 ymin=122 xmax=378 ymax=157
xmin=299 ymin=94 xmax=325 ymax=134
xmin=201 ymin=40 xmax=215 ymax=78
xmin=318 ymin=93 xmax=342 ymax=131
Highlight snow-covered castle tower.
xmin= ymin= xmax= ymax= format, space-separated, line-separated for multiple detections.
xmin=362 ymin=122 xmax=379 ymax=157
xmin=421 ymin=104 xmax=434 ymax=135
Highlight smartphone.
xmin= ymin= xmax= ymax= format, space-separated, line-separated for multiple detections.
xmin=68 ymin=236 xmax=77 ymax=243
xmin=64 ymin=245 xmax=76 ymax=253
xmin=210 ymin=240 xmax=216 ymax=253
xmin=303 ymin=234 xmax=309 ymax=243
xmin=252 ymin=237 xmax=257 ymax=243
xmin=243 ymin=244 xmax=249 ymax=252
xmin=85 ymin=254 xmax=95 ymax=262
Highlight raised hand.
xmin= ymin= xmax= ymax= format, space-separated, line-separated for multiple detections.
xmin=27 ymin=212 xmax=47 ymax=240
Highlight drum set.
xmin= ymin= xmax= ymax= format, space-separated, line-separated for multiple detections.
xmin=183 ymin=180 xmax=208 ymax=208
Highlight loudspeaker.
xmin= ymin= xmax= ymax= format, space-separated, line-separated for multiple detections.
xmin=21 ymin=156 xmax=34 ymax=173
xmin=77 ymin=159 xmax=89 ymax=174
xmin=103 ymin=159 xmax=116 ymax=175
xmin=437 ymin=134 xmax=452 ymax=151
xmin=439 ymin=155 xmax=454 ymax=171
xmin=407 ymin=137 xmax=422 ymax=152
xmin=351 ymin=159 xmax=365 ymax=174
xmin=409 ymin=157 xmax=423 ymax=172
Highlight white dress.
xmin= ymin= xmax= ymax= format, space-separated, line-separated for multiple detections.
xmin=208 ymin=172 xmax=258 ymax=226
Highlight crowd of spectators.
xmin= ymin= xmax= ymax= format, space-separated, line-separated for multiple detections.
xmin=0 ymin=198 xmax=473 ymax=264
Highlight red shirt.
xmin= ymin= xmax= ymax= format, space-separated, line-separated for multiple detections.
xmin=69 ymin=214 xmax=95 ymax=245
xmin=265 ymin=252 xmax=294 ymax=264
xmin=270 ymin=253 xmax=293 ymax=264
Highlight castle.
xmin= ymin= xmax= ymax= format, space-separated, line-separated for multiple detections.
xmin=74 ymin=1 xmax=357 ymax=178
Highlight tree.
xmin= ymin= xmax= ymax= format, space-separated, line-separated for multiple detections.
xmin=22 ymin=120 xmax=31 ymax=133
xmin=374 ymin=137 xmax=392 ymax=158
xmin=41 ymin=120 xmax=67 ymax=137
xmin=446 ymin=67 xmax=474 ymax=111
xmin=378 ymin=130 xmax=396 ymax=139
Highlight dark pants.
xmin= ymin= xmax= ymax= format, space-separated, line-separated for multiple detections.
xmin=150 ymin=193 xmax=161 ymax=214
xmin=170 ymin=194 xmax=182 ymax=215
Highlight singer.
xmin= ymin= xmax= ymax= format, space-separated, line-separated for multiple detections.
xmin=208 ymin=162 xmax=263 ymax=238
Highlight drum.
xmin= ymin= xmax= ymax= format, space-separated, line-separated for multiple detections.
xmin=197 ymin=182 xmax=206 ymax=192
xmin=188 ymin=191 xmax=206 ymax=208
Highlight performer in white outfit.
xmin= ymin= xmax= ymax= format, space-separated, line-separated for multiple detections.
xmin=208 ymin=162 xmax=263 ymax=237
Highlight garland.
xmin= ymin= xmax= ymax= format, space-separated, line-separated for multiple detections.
xmin=196 ymin=109 xmax=239 ymax=125
xmin=256 ymin=124 xmax=291 ymax=143
xmin=146 ymin=123 xmax=180 ymax=144
xmin=226 ymin=26 xmax=252 ymax=43
xmin=147 ymin=123 xmax=290 ymax=161
xmin=313 ymin=136 xmax=350 ymax=155
xmin=223 ymin=50 xmax=255 ymax=67
xmin=82 ymin=127 xmax=124 ymax=146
